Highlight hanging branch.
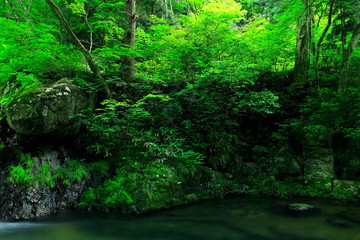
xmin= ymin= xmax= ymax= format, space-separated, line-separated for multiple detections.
xmin=84 ymin=0 xmax=108 ymax=52
xmin=45 ymin=0 xmax=112 ymax=99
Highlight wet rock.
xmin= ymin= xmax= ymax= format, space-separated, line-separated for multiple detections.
xmin=288 ymin=203 xmax=315 ymax=212
xmin=0 ymin=147 xmax=88 ymax=221
xmin=0 ymin=173 xmax=87 ymax=221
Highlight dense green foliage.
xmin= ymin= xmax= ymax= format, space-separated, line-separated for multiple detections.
xmin=9 ymin=153 xmax=108 ymax=189
xmin=1 ymin=0 xmax=360 ymax=212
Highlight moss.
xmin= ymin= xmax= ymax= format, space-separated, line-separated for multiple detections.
xmin=288 ymin=203 xmax=315 ymax=211
xmin=289 ymin=203 xmax=312 ymax=207
xmin=4 ymin=79 xmax=88 ymax=135
xmin=8 ymin=86 xmax=45 ymax=105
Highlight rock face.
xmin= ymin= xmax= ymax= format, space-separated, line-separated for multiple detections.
xmin=0 ymin=147 xmax=87 ymax=221
xmin=0 ymin=79 xmax=92 ymax=221
xmin=4 ymin=79 xmax=89 ymax=136
xmin=303 ymin=146 xmax=335 ymax=178
xmin=0 ymin=180 xmax=86 ymax=221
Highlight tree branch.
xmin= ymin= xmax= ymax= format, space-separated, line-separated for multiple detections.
xmin=45 ymin=0 xmax=112 ymax=98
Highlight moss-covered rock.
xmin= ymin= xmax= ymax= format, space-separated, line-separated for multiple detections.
xmin=303 ymin=146 xmax=335 ymax=178
xmin=288 ymin=203 xmax=315 ymax=211
xmin=4 ymin=79 xmax=89 ymax=136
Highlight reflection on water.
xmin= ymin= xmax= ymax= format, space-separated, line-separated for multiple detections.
xmin=0 ymin=198 xmax=359 ymax=240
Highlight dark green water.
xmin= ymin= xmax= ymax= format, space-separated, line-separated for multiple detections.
xmin=1 ymin=198 xmax=359 ymax=240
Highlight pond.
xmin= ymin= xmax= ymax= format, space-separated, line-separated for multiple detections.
xmin=0 ymin=197 xmax=359 ymax=240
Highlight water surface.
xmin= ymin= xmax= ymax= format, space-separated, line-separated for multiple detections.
xmin=1 ymin=198 xmax=359 ymax=240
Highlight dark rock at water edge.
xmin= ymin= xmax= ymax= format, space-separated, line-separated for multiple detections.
xmin=0 ymin=143 xmax=88 ymax=221
xmin=0 ymin=177 xmax=86 ymax=221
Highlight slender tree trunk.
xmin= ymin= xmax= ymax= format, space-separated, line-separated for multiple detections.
xmin=314 ymin=0 xmax=334 ymax=82
xmin=122 ymin=0 xmax=136 ymax=82
xmin=45 ymin=0 xmax=111 ymax=98
xmin=152 ymin=0 xmax=156 ymax=14
xmin=84 ymin=3 xmax=93 ymax=53
xmin=5 ymin=0 xmax=21 ymax=21
xmin=294 ymin=0 xmax=313 ymax=86
xmin=338 ymin=22 xmax=360 ymax=92
xmin=162 ymin=0 xmax=168 ymax=18
xmin=169 ymin=0 xmax=173 ymax=14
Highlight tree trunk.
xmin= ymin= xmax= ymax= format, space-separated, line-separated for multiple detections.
xmin=162 ymin=0 xmax=168 ymax=18
xmin=338 ymin=22 xmax=360 ymax=92
xmin=4 ymin=0 xmax=21 ymax=21
xmin=169 ymin=0 xmax=173 ymax=15
xmin=152 ymin=0 xmax=156 ymax=14
xmin=122 ymin=0 xmax=136 ymax=82
xmin=314 ymin=0 xmax=334 ymax=82
xmin=45 ymin=0 xmax=112 ymax=99
xmin=294 ymin=0 xmax=313 ymax=86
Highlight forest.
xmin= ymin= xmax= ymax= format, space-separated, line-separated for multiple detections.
xmin=0 ymin=0 xmax=359 ymax=220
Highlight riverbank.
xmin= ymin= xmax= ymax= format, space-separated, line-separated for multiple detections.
xmin=1 ymin=197 xmax=359 ymax=240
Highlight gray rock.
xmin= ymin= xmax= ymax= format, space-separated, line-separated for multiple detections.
xmin=303 ymin=146 xmax=335 ymax=178
xmin=288 ymin=203 xmax=315 ymax=211
xmin=4 ymin=79 xmax=89 ymax=136
xmin=0 ymin=147 xmax=88 ymax=221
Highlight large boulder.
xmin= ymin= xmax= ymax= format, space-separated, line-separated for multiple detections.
xmin=303 ymin=146 xmax=335 ymax=178
xmin=4 ymin=79 xmax=89 ymax=136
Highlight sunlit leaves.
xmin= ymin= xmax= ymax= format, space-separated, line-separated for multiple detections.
xmin=0 ymin=17 xmax=83 ymax=81
xmin=65 ymin=0 xmax=86 ymax=16
xmin=137 ymin=0 xmax=249 ymax=82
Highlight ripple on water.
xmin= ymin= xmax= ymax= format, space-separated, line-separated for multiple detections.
xmin=0 ymin=222 xmax=49 ymax=232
